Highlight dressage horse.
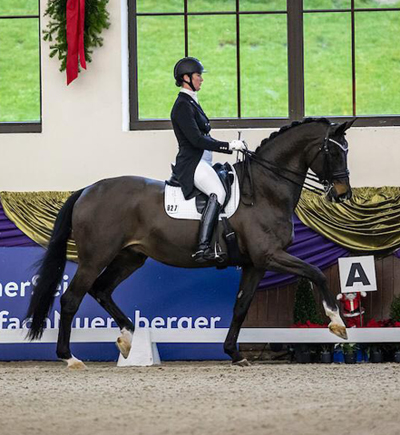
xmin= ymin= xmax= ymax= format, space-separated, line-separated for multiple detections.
xmin=26 ymin=117 xmax=354 ymax=369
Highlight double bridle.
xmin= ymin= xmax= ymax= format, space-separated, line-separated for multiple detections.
xmin=239 ymin=125 xmax=349 ymax=201
xmin=313 ymin=124 xmax=350 ymax=186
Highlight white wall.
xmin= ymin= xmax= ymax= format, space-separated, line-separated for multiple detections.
xmin=0 ymin=0 xmax=399 ymax=191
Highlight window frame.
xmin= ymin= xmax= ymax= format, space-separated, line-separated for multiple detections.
xmin=0 ymin=3 xmax=42 ymax=134
xmin=128 ymin=0 xmax=400 ymax=130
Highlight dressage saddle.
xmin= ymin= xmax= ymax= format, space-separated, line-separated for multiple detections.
xmin=166 ymin=162 xmax=234 ymax=214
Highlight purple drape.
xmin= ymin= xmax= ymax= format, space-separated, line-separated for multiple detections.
xmin=0 ymin=202 xmax=37 ymax=247
xmin=1 ymin=200 xmax=398 ymax=288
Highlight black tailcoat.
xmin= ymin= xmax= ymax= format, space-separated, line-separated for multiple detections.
xmin=171 ymin=92 xmax=232 ymax=200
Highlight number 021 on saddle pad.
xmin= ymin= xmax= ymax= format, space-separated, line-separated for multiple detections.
xmin=164 ymin=163 xmax=240 ymax=220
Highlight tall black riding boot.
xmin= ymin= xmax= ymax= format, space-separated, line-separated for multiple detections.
xmin=193 ymin=193 xmax=221 ymax=263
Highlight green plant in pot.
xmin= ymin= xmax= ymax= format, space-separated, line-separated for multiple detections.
xmin=367 ymin=344 xmax=383 ymax=363
xmin=293 ymin=278 xmax=323 ymax=325
xmin=320 ymin=344 xmax=333 ymax=363
xmin=342 ymin=343 xmax=358 ymax=364
xmin=293 ymin=278 xmax=323 ymax=363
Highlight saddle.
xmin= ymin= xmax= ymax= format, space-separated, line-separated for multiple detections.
xmin=165 ymin=163 xmax=243 ymax=268
xmin=166 ymin=162 xmax=234 ymax=213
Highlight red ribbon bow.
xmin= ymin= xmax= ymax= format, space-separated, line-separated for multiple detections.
xmin=66 ymin=0 xmax=86 ymax=85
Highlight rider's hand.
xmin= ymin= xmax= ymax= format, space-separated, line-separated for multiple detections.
xmin=229 ymin=140 xmax=246 ymax=151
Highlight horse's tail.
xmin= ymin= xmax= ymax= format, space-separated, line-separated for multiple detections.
xmin=26 ymin=188 xmax=85 ymax=340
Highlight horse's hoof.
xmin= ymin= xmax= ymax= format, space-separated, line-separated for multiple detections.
xmin=116 ymin=330 xmax=133 ymax=359
xmin=329 ymin=323 xmax=348 ymax=340
xmin=65 ymin=357 xmax=87 ymax=370
xmin=233 ymin=358 xmax=251 ymax=367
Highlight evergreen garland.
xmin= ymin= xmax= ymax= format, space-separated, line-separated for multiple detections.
xmin=390 ymin=294 xmax=400 ymax=322
xmin=43 ymin=0 xmax=111 ymax=72
xmin=293 ymin=278 xmax=323 ymax=324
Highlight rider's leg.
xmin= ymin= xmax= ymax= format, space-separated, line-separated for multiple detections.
xmin=193 ymin=160 xmax=226 ymax=262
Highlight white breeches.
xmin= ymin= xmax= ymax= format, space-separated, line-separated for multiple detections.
xmin=194 ymin=159 xmax=226 ymax=205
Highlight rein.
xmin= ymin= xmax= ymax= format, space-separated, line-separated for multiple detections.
xmin=242 ymin=149 xmax=325 ymax=196
xmin=238 ymin=125 xmax=349 ymax=204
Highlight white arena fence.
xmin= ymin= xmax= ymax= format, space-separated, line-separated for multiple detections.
xmin=1 ymin=327 xmax=400 ymax=344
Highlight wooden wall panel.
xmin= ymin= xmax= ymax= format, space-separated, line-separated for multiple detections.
xmin=244 ymin=254 xmax=400 ymax=328
xmin=382 ymin=256 xmax=394 ymax=319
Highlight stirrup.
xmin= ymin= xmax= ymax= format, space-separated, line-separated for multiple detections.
xmin=192 ymin=243 xmax=227 ymax=263
xmin=210 ymin=242 xmax=227 ymax=263
xmin=192 ymin=246 xmax=212 ymax=263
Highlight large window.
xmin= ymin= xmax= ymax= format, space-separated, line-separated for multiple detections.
xmin=0 ymin=0 xmax=41 ymax=133
xmin=129 ymin=0 xmax=400 ymax=129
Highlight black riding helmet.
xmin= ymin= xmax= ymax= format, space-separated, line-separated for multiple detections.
xmin=174 ymin=57 xmax=205 ymax=91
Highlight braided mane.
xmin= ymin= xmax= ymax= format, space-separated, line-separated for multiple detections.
xmin=255 ymin=117 xmax=331 ymax=154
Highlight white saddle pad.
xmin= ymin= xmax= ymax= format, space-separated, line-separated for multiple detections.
xmin=164 ymin=165 xmax=240 ymax=220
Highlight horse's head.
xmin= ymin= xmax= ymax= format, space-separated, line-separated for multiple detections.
xmin=308 ymin=119 xmax=356 ymax=203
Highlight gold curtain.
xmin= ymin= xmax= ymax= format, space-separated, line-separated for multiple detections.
xmin=296 ymin=187 xmax=400 ymax=253
xmin=0 ymin=191 xmax=78 ymax=261
xmin=1 ymin=187 xmax=400 ymax=262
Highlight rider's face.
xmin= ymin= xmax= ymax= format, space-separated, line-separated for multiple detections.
xmin=183 ymin=73 xmax=203 ymax=91
xmin=191 ymin=73 xmax=203 ymax=91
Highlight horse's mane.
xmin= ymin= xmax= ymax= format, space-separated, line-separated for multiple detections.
xmin=255 ymin=117 xmax=331 ymax=154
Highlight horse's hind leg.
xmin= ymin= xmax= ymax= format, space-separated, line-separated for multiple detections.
xmin=88 ymin=248 xmax=147 ymax=358
xmin=57 ymin=265 xmax=100 ymax=369
xmin=267 ymin=251 xmax=347 ymax=340
xmin=224 ymin=265 xmax=266 ymax=365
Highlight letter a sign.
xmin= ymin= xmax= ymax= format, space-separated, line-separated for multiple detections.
xmin=338 ymin=256 xmax=377 ymax=293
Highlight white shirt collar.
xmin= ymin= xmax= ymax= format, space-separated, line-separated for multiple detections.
xmin=180 ymin=87 xmax=199 ymax=104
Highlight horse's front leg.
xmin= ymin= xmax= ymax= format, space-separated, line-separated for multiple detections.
xmin=267 ymin=251 xmax=347 ymax=340
xmin=224 ymin=265 xmax=266 ymax=365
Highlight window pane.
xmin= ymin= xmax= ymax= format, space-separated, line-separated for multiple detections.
xmin=188 ymin=0 xmax=235 ymax=12
xmin=356 ymin=11 xmax=400 ymax=115
xmin=137 ymin=17 xmax=184 ymax=119
xmin=189 ymin=16 xmax=237 ymax=118
xmin=304 ymin=0 xmax=350 ymax=9
xmin=304 ymin=13 xmax=352 ymax=116
xmin=0 ymin=0 xmax=38 ymax=16
xmin=354 ymin=0 xmax=400 ymax=9
xmin=240 ymin=0 xmax=287 ymax=12
xmin=136 ymin=0 xmax=183 ymax=13
xmin=240 ymin=14 xmax=288 ymax=117
xmin=0 ymin=18 xmax=40 ymax=122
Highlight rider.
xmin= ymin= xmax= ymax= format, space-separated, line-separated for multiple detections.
xmin=171 ymin=57 xmax=245 ymax=263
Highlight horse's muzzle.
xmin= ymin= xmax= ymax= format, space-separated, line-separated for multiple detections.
xmin=328 ymin=180 xmax=352 ymax=203
xmin=326 ymin=179 xmax=353 ymax=203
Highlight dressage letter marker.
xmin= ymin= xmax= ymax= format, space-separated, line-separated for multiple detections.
xmin=338 ymin=256 xmax=377 ymax=293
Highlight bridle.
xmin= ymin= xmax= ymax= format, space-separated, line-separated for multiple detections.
xmin=310 ymin=124 xmax=350 ymax=189
xmin=239 ymin=124 xmax=350 ymax=202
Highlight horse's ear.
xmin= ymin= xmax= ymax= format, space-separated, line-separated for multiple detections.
xmin=344 ymin=117 xmax=357 ymax=131
xmin=333 ymin=118 xmax=357 ymax=136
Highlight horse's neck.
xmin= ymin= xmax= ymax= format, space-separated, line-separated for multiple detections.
xmin=257 ymin=129 xmax=311 ymax=173
xmin=253 ymin=132 xmax=311 ymax=210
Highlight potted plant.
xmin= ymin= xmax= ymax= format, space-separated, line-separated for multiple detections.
xmin=394 ymin=346 xmax=400 ymax=363
xmin=368 ymin=344 xmax=383 ymax=363
xmin=320 ymin=344 xmax=333 ymax=363
xmin=333 ymin=343 xmax=345 ymax=363
xmin=292 ymin=278 xmax=324 ymax=362
xmin=294 ymin=343 xmax=311 ymax=363
xmin=342 ymin=343 xmax=358 ymax=364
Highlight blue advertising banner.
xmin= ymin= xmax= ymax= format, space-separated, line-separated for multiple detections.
xmin=0 ymin=248 xmax=241 ymax=361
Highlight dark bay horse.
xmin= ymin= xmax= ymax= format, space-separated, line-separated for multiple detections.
xmin=26 ymin=118 xmax=354 ymax=369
